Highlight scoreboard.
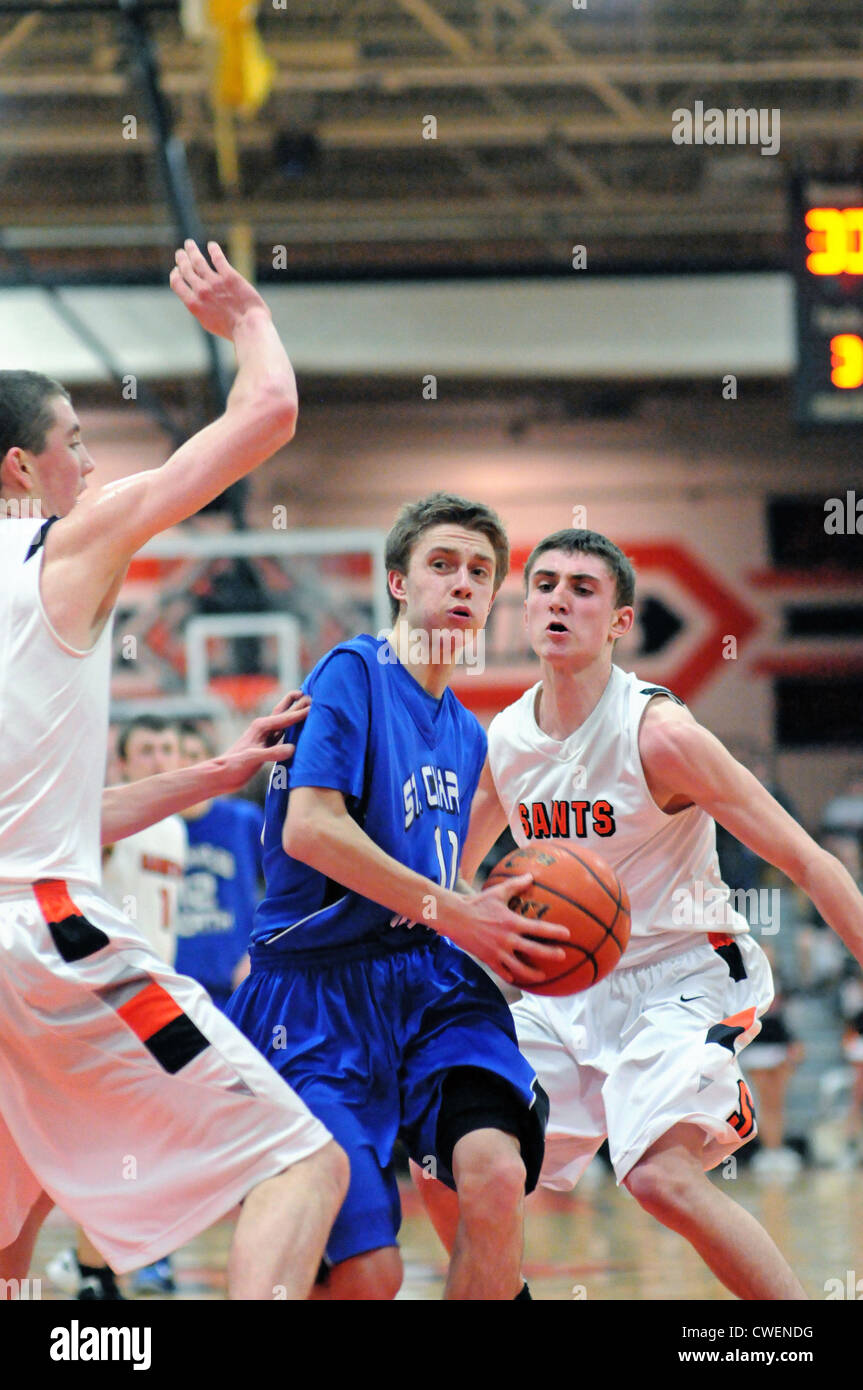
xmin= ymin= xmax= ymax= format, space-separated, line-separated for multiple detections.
xmin=791 ymin=175 xmax=863 ymax=425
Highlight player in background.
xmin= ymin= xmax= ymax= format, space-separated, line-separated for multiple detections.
xmin=103 ymin=716 xmax=188 ymax=966
xmin=226 ymin=493 xmax=571 ymax=1300
xmin=48 ymin=714 xmax=189 ymax=1298
xmin=173 ymin=720 xmax=263 ymax=1011
xmin=415 ymin=527 xmax=863 ymax=1299
xmin=0 ymin=240 xmax=348 ymax=1299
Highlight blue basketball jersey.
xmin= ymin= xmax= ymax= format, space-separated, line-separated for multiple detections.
xmin=174 ymin=798 xmax=264 ymax=997
xmin=251 ymin=634 xmax=487 ymax=957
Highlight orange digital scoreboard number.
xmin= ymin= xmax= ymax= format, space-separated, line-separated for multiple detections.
xmin=793 ymin=178 xmax=863 ymax=422
xmin=804 ymin=207 xmax=863 ymax=277
xmin=830 ymin=333 xmax=863 ymax=390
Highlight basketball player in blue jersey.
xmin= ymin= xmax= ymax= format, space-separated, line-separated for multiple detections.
xmin=174 ymin=722 xmax=264 ymax=1011
xmin=225 ymin=493 xmax=570 ymax=1300
xmin=414 ymin=527 xmax=863 ymax=1299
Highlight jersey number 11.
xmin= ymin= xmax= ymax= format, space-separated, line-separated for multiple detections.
xmin=434 ymin=825 xmax=459 ymax=890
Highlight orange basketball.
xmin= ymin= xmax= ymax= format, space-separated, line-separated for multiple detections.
xmin=485 ymin=843 xmax=631 ymax=996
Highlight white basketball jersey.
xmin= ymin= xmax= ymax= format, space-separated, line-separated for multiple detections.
xmin=102 ymin=817 xmax=188 ymax=964
xmin=0 ymin=517 xmax=113 ymax=888
xmin=487 ymin=665 xmax=749 ymax=968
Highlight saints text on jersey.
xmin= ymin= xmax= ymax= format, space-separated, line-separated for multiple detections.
xmin=518 ymin=798 xmax=616 ymax=839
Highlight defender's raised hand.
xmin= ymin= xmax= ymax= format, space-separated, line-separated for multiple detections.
xmin=216 ymin=691 xmax=311 ymax=793
xmin=169 ymin=239 xmax=271 ymax=340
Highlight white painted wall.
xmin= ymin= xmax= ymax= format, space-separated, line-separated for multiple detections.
xmin=0 ymin=274 xmax=794 ymax=381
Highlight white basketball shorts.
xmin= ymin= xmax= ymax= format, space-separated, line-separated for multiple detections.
xmin=0 ymin=879 xmax=333 ymax=1272
xmin=511 ymin=932 xmax=773 ymax=1188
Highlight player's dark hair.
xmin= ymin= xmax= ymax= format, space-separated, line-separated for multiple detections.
xmin=116 ymin=714 xmax=176 ymax=763
xmin=523 ymin=529 xmax=636 ymax=608
xmin=384 ymin=492 xmax=510 ymax=622
xmin=0 ymin=370 xmax=71 ymax=460
xmin=176 ymin=719 xmax=216 ymax=757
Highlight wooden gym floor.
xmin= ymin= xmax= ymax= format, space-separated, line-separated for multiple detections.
xmin=31 ymin=1163 xmax=863 ymax=1301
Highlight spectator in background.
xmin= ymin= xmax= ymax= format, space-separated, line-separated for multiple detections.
xmin=817 ymin=772 xmax=863 ymax=947
xmin=743 ymin=953 xmax=806 ymax=1178
xmin=102 ymin=717 xmax=188 ymax=970
xmin=174 ymin=721 xmax=264 ymax=1011
xmin=821 ymin=817 xmax=863 ymax=1168
xmin=839 ymin=970 xmax=863 ymax=1166
xmin=820 ymin=771 xmax=863 ymax=855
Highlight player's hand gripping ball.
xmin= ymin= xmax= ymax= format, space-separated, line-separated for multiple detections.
xmin=485 ymin=844 xmax=631 ymax=995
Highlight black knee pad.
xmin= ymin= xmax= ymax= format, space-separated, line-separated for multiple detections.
xmin=435 ymin=1065 xmax=548 ymax=1194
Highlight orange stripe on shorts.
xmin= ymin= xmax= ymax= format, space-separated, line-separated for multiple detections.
xmin=719 ymin=1006 xmax=757 ymax=1033
xmin=33 ymin=879 xmax=79 ymax=925
xmin=116 ymin=981 xmax=184 ymax=1043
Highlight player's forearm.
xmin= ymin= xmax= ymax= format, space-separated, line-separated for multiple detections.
xmin=284 ymin=807 xmax=465 ymax=930
xmin=132 ymin=312 xmax=297 ymax=536
xmin=129 ymin=399 xmax=296 ymax=543
xmin=462 ymin=771 xmax=507 ymax=882
xmin=101 ymin=760 xmax=231 ymax=843
xmin=227 ymin=306 xmax=298 ymax=420
xmin=460 ymin=829 xmax=500 ymax=884
xmin=797 ymin=847 xmax=863 ymax=964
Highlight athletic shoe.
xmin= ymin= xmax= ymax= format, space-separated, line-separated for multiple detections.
xmin=45 ymin=1248 xmax=80 ymax=1296
xmin=46 ymin=1247 xmax=124 ymax=1299
xmin=78 ymin=1273 xmax=125 ymax=1300
xmin=751 ymin=1145 xmax=803 ymax=1179
xmin=833 ymin=1140 xmax=863 ymax=1171
xmin=578 ymin=1158 xmax=605 ymax=1190
xmin=131 ymin=1257 xmax=176 ymax=1295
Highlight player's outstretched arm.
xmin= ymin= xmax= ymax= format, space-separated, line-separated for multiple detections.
xmin=115 ymin=240 xmax=298 ymax=545
xmin=639 ymin=698 xmax=863 ymax=967
xmin=101 ymin=692 xmax=309 ymax=844
xmin=284 ymin=787 xmax=569 ymax=985
xmin=460 ymin=756 xmax=509 ymax=883
xmin=44 ymin=242 xmax=298 ymax=642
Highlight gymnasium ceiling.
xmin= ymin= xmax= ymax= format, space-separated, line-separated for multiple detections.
xmin=1 ymin=0 xmax=863 ymax=282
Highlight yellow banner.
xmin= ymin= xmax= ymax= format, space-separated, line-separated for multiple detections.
xmin=207 ymin=0 xmax=274 ymax=114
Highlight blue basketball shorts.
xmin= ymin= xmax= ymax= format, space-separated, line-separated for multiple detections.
xmin=225 ymin=934 xmax=546 ymax=1265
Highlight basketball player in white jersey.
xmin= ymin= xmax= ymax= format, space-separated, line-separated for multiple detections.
xmin=0 ymin=239 xmax=348 ymax=1299
xmin=416 ymin=527 xmax=863 ymax=1299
